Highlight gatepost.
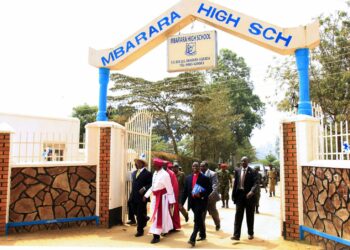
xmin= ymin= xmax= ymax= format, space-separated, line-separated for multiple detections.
xmin=280 ymin=115 xmax=319 ymax=240
xmin=0 ymin=123 xmax=14 ymax=235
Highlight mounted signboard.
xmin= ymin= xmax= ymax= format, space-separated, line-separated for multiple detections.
xmin=167 ymin=30 xmax=217 ymax=72
xmin=89 ymin=0 xmax=320 ymax=70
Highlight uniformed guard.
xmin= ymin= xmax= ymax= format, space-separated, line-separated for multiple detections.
xmin=217 ymin=163 xmax=232 ymax=208
xmin=267 ymin=164 xmax=277 ymax=197
xmin=253 ymin=165 xmax=262 ymax=213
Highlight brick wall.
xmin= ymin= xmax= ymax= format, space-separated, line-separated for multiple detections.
xmin=0 ymin=133 xmax=10 ymax=235
xmin=283 ymin=122 xmax=300 ymax=240
xmin=99 ymin=127 xmax=111 ymax=228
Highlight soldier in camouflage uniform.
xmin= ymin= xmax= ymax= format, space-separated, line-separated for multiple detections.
xmin=253 ymin=166 xmax=262 ymax=214
xmin=217 ymin=163 xmax=232 ymax=208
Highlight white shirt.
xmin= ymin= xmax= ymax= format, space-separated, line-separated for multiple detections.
xmin=239 ymin=167 xmax=248 ymax=190
xmin=144 ymin=168 xmax=175 ymax=204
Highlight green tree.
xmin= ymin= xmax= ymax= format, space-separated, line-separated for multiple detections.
xmin=192 ymin=83 xmax=240 ymax=162
xmin=191 ymin=49 xmax=264 ymax=164
xmin=209 ymin=49 xmax=265 ymax=143
xmin=109 ymin=72 xmax=208 ymax=155
xmin=259 ymin=153 xmax=280 ymax=169
xmin=107 ymin=104 xmax=136 ymax=126
xmin=268 ymin=7 xmax=350 ymax=122
xmin=151 ymin=134 xmax=173 ymax=152
xmin=72 ymin=104 xmax=98 ymax=142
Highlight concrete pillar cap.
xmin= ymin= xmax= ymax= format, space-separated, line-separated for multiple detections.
xmin=0 ymin=122 xmax=15 ymax=133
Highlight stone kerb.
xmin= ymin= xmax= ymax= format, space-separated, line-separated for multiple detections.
xmin=0 ymin=123 xmax=14 ymax=235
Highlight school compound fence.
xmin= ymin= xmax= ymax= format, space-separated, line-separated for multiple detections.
xmin=312 ymin=103 xmax=350 ymax=160
xmin=10 ymin=131 xmax=86 ymax=164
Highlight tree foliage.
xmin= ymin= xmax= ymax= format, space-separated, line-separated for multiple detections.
xmin=109 ymin=72 xmax=207 ymax=154
xmin=191 ymin=49 xmax=264 ymax=164
xmin=268 ymin=8 xmax=350 ymax=122
xmin=72 ymin=104 xmax=98 ymax=142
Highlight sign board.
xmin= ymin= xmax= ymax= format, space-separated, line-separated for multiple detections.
xmin=167 ymin=31 xmax=217 ymax=72
xmin=88 ymin=0 xmax=320 ymax=70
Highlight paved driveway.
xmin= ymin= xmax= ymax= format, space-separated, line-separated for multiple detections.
xmin=0 ymin=183 xmax=319 ymax=249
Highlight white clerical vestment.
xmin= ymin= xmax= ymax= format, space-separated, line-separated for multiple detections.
xmin=144 ymin=168 xmax=176 ymax=235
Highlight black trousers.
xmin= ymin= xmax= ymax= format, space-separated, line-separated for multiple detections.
xmin=190 ymin=205 xmax=206 ymax=241
xmin=132 ymin=201 xmax=147 ymax=233
xmin=233 ymin=190 xmax=256 ymax=238
xmin=127 ymin=199 xmax=135 ymax=222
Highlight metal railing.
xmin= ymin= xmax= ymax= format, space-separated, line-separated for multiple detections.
xmin=10 ymin=132 xmax=86 ymax=164
xmin=312 ymin=103 xmax=350 ymax=160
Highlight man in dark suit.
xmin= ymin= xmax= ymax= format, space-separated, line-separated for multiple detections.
xmin=181 ymin=162 xmax=212 ymax=247
xmin=231 ymin=156 xmax=258 ymax=241
xmin=130 ymin=154 xmax=152 ymax=237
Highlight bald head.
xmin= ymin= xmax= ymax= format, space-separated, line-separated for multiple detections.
xmin=241 ymin=156 xmax=249 ymax=168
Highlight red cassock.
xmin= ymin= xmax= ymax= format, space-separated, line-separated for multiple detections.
xmin=166 ymin=162 xmax=181 ymax=230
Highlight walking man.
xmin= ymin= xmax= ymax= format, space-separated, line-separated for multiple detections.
xmin=144 ymin=158 xmax=176 ymax=244
xmin=217 ymin=163 xmax=232 ymax=208
xmin=200 ymin=161 xmax=221 ymax=231
xmin=231 ymin=156 xmax=258 ymax=241
xmin=130 ymin=154 xmax=153 ymax=237
xmin=181 ymin=162 xmax=212 ymax=247
xmin=173 ymin=162 xmax=189 ymax=222
xmin=165 ymin=161 xmax=181 ymax=231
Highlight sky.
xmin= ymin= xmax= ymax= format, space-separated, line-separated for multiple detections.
xmin=0 ymin=0 xmax=347 ymax=158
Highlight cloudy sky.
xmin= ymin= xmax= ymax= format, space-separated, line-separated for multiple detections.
xmin=0 ymin=0 xmax=347 ymax=157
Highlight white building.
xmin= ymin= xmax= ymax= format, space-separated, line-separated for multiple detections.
xmin=0 ymin=112 xmax=81 ymax=163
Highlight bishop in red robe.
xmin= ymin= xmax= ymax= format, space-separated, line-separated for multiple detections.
xmin=165 ymin=161 xmax=181 ymax=230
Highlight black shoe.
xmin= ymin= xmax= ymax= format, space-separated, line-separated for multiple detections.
xmin=216 ymin=225 xmax=220 ymax=231
xmin=248 ymin=235 xmax=254 ymax=240
xmin=127 ymin=220 xmax=136 ymax=225
xmin=134 ymin=232 xmax=143 ymax=237
xmin=197 ymin=237 xmax=206 ymax=241
xmin=146 ymin=216 xmax=150 ymax=222
xmin=151 ymin=238 xmax=160 ymax=244
xmin=231 ymin=236 xmax=240 ymax=241
xmin=256 ymin=210 xmax=259 ymax=214
xmin=185 ymin=215 xmax=189 ymax=222
xmin=188 ymin=240 xmax=195 ymax=246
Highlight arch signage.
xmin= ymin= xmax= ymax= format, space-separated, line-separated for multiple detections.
xmin=89 ymin=0 xmax=320 ymax=121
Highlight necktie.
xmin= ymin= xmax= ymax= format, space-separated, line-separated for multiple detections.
xmin=241 ymin=168 xmax=246 ymax=189
xmin=136 ymin=169 xmax=141 ymax=178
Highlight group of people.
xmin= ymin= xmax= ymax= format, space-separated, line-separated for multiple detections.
xmin=127 ymin=154 xmax=262 ymax=247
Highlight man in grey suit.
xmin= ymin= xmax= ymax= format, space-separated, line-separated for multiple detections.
xmin=200 ymin=161 xmax=221 ymax=231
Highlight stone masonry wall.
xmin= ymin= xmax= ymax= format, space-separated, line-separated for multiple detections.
xmin=0 ymin=133 xmax=10 ymax=235
xmin=302 ymin=166 xmax=350 ymax=249
xmin=282 ymin=122 xmax=300 ymax=240
xmin=9 ymin=165 xmax=96 ymax=233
